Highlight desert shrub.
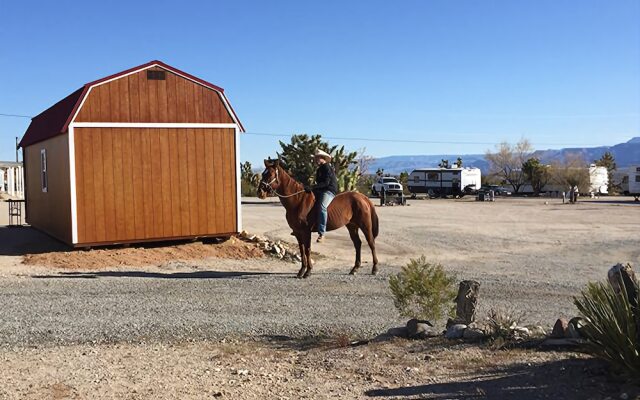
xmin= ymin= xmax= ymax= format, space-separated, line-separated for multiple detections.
xmin=574 ymin=278 xmax=640 ymax=381
xmin=485 ymin=308 xmax=526 ymax=347
xmin=389 ymin=256 xmax=456 ymax=321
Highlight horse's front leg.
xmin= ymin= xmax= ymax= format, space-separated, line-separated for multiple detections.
xmin=296 ymin=236 xmax=307 ymax=279
xmin=302 ymin=230 xmax=313 ymax=279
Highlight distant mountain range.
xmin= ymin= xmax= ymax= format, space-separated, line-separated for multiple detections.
xmin=368 ymin=137 xmax=640 ymax=174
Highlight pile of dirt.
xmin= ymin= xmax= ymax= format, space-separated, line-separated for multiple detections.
xmin=22 ymin=237 xmax=265 ymax=270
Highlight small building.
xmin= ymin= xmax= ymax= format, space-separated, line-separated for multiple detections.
xmin=19 ymin=60 xmax=244 ymax=247
xmin=0 ymin=161 xmax=24 ymax=199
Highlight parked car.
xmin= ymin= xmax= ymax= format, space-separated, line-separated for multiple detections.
xmin=479 ymin=185 xmax=512 ymax=196
xmin=371 ymin=177 xmax=403 ymax=196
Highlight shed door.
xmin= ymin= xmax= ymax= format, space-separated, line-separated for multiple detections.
xmin=74 ymin=127 xmax=237 ymax=244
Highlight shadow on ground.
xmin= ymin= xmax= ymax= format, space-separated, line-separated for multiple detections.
xmin=580 ymin=199 xmax=640 ymax=206
xmin=0 ymin=225 xmax=236 ymax=257
xmin=31 ymin=270 xmax=288 ymax=280
xmin=0 ymin=226 xmax=69 ymax=255
xmin=365 ymin=358 xmax=638 ymax=400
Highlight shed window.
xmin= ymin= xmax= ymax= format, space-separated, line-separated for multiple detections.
xmin=147 ymin=70 xmax=166 ymax=80
xmin=427 ymin=172 xmax=439 ymax=181
xmin=636 ymin=175 xmax=640 ymax=183
xmin=40 ymin=149 xmax=48 ymax=193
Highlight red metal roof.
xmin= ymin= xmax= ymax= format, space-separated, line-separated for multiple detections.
xmin=19 ymin=60 xmax=245 ymax=148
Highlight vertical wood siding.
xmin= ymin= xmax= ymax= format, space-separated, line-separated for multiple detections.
xmin=24 ymin=134 xmax=72 ymax=244
xmin=74 ymin=127 xmax=237 ymax=245
xmin=74 ymin=68 xmax=234 ymax=123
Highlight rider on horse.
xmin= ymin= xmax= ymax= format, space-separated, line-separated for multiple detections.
xmin=304 ymin=149 xmax=338 ymax=242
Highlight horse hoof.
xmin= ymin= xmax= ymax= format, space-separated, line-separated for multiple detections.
xmin=303 ymin=273 xmax=310 ymax=279
xmin=296 ymin=274 xmax=304 ymax=279
xmin=371 ymin=267 xmax=379 ymax=275
xmin=348 ymin=270 xmax=357 ymax=275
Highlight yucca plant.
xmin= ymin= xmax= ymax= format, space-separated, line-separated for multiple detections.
xmin=389 ymin=256 xmax=457 ymax=321
xmin=574 ymin=277 xmax=640 ymax=381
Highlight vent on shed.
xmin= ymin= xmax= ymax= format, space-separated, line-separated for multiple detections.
xmin=147 ymin=70 xmax=166 ymax=80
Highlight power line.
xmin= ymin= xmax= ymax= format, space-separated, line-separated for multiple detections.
xmin=242 ymin=131 xmax=620 ymax=147
xmin=0 ymin=112 xmax=630 ymax=147
xmin=0 ymin=113 xmax=32 ymax=119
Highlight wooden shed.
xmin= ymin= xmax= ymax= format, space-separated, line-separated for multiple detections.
xmin=19 ymin=60 xmax=244 ymax=247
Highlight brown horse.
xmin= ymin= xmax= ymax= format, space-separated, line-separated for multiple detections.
xmin=257 ymin=159 xmax=379 ymax=278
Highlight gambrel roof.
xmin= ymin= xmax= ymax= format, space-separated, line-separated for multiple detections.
xmin=19 ymin=60 xmax=244 ymax=147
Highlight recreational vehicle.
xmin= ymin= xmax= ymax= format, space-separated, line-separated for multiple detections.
xmin=407 ymin=167 xmax=481 ymax=198
xmin=520 ymin=164 xmax=609 ymax=195
xmin=588 ymin=164 xmax=609 ymax=195
xmin=617 ymin=165 xmax=640 ymax=200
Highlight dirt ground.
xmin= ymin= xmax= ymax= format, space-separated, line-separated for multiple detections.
xmin=2 ymin=337 xmax=637 ymax=400
xmin=0 ymin=196 xmax=639 ymax=399
xmin=22 ymin=237 xmax=265 ymax=270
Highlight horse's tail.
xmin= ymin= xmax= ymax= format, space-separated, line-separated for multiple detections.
xmin=370 ymin=202 xmax=379 ymax=239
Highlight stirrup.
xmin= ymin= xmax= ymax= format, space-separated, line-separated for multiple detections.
xmin=316 ymin=235 xmax=324 ymax=243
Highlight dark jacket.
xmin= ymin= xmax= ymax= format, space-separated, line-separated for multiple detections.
xmin=313 ymin=163 xmax=338 ymax=195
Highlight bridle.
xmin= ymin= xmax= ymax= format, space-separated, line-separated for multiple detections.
xmin=259 ymin=167 xmax=306 ymax=198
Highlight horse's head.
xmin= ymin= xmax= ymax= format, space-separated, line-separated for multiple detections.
xmin=257 ymin=158 xmax=282 ymax=199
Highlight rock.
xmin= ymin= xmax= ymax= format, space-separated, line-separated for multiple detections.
xmin=453 ymin=280 xmax=481 ymax=325
xmin=462 ymin=327 xmax=486 ymax=341
xmin=608 ymin=263 xmax=637 ymax=295
xmin=567 ymin=317 xmax=586 ymax=338
xmin=526 ymin=325 xmax=547 ymax=338
xmin=385 ymin=327 xmax=409 ymax=338
xmin=550 ymin=318 xmax=569 ymax=338
xmin=406 ymin=319 xmax=439 ymax=339
xmin=445 ymin=324 xmax=467 ymax=339
xmin=514 ymin=326 xmax=530 ymax=337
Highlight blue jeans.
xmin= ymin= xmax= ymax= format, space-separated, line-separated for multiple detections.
xmin=317 ymin=191 xmax=335 ymax=235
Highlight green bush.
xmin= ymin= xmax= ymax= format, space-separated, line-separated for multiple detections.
xmin=389 ymin=256 xmax=457 ymax=321
xmin=574 ymin=277 xmax=640 ymax=381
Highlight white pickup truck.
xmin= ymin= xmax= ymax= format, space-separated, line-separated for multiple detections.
xmin=371 ymin=176 xmax=404 ymax=196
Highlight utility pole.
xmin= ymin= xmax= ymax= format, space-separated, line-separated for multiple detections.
xmin=15 ymin=137 xmax=19 ymax=162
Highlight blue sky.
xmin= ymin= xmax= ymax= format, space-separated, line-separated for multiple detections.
xmin=1 ymin=0 xmax=638 ymax=166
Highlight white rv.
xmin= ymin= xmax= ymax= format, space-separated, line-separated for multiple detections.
xmin=588 ymin=164 xmax=608 ymax=195
xmin=520 ymin=164 xmax=609 ymax=195
xmin=620 ymin=165 xmax=640 ymax=201
xmin=408 ymin=167 xmax=481 ymax=198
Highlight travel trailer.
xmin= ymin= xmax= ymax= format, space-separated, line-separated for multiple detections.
xmin=588 ymin=164 xmax=609 ymax=195
xmin=616 ymin=165 xmax=640 ymax=200
xmin=407 ymin=167 xmax=481 ymax=198
xmin=520 ymin=164 xmax=609 ymax=195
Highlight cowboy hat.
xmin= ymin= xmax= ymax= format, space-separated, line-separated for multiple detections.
xmin=313 ymin=149 xmax=332 ymax=161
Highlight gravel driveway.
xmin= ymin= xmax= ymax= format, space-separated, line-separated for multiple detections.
xmin=0 ymin=196 xmax=638 ymax=347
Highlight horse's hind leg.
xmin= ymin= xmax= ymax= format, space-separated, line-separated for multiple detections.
xmin=346 ymin=223 xmax=362 ymax=275
xmin=361 ymin=225 xmax=379 ymax=275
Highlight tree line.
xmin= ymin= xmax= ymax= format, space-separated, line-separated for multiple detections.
xmin=485 ymin=139 xmax=619 ymax=195
xmin=241 ymin=135 xmax=621 ymax=196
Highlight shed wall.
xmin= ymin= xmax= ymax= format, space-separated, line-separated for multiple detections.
xmin=74 ymin=68 xmax=234 ymax=123
xmin=24 ymin=133 xmax=72 ymax=244
xmin=74 ymin=127 xmax=237 ymax=245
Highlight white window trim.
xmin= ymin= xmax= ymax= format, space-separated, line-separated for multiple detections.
xmin=40 ymin=148 xmax=48 ymax=193
xmin=68 ymin=127 xmax=78 ymax=244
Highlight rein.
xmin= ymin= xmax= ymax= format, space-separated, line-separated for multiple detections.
xmin=259 ymin=167 xmax=307 ymax=198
